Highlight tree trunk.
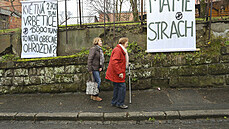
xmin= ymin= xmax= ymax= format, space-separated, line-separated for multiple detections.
xmin=119 ymin=0 xmax=124 ymax=21
xmin=115 ymin=0 xmax=119 ymax=21
xmin=130 ymin=0 xmax=138 ymax=22
xmin=200 ymin=0 xmax=206 ymax=18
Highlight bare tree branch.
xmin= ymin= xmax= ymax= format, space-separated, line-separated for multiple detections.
xmin=10 ymin=0 xmax=21 ymax=18
xmin=87 ymin=0 xmax=114 ymax=22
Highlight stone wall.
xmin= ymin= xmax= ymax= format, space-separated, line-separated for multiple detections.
xmin=0 ymin=57 xmax=90 ymax=94
xmin=0 ymin=45 xmax=228 ymax=94
xmin=130 ymin=48 xmax=229 ymax=89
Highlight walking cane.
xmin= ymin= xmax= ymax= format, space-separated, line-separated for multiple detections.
xmin=128 ymin=64 xmax=132 ymax=104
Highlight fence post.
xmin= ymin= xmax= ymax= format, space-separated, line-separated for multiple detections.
xmin=65 ymin=0 xmax=68 ymax=44
xmin=206 ymin=0 xmax=210 ymax=21
xmin=141 ymin=0 xmax=143 ymax=25
xmin=209 ymin=0 xmax=213 ymax=41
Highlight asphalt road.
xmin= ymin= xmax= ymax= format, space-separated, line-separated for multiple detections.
xmin=0 ymin=119 xmax=228 ymax=129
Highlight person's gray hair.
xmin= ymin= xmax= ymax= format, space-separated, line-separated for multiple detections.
xmin=118 ymin=37 xmax=128 ymax=45
xmin=93 ymin=37 xmax=102 ymax=45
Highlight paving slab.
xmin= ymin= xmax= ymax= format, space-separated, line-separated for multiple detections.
xmin=0 ymin=88 xmax=229 ymax=121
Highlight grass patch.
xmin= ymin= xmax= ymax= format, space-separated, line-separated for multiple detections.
xmin=59 ymin=21 xmax=143 ymax=28
xmin=148 ymin=117 xmax=156 ymax=122
xmin=225 ymin=41 xmax=229 ymax=46
xmin=0 ymin=28 xmax=21 ymax=34
xmin=196 ymin=16 xmax=229 ymax=21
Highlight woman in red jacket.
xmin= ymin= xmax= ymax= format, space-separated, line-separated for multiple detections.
xmin=105 ymin=37 xmax=129 ymax=109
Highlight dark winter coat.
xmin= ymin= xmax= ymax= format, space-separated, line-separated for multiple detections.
xmin=87 ymin=46 xmax=104 ymax=72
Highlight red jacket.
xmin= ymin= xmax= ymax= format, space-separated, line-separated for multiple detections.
xmin=105 ymin=44 xmax=126 ymax=83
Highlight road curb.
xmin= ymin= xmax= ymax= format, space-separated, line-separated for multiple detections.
xmin=78 ymin=112 xmax=103 ymax=121
xmin=0 ymin=109 xmax=228 ymax=121
xmin=15 ymin=113 xmax=37 ymax=121
xmin=164 ymin=111 xmax=180 ymax=119
xmin=0 ymin=113 xmax=17 ymax=120
xmin=35 ymin=112 xmax=77 ymax=121
xmin=179 ymin=109 xmax=229 ymax=119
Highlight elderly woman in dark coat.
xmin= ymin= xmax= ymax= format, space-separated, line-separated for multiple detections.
xmin=87 ymin=37 xmax=104 ymax=101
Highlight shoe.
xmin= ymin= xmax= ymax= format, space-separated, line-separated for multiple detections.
xmin=90 ymin=96 xmax=93 ymax=100
xmin=117 ymin=105 xmax=128 ymax=109
xmin=92 ymin=96 xmax=102 ymax=102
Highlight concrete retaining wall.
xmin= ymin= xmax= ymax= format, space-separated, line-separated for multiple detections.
xmin=1 ymin=21 xmax=228 ymax=56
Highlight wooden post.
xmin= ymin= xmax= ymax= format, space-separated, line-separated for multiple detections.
xmin=65 ymin=0 xmax=68 ymax=44
xmin=141 ymin=0 xmax=143 ymax=25
xmin=206 ymin=0 xmax=210 ymax=21
xmin=209 ymin=0 xmax=213 ymax=40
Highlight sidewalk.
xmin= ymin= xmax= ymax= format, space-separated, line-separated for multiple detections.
xmin=0 ymin=87 xmax=229 ymax=121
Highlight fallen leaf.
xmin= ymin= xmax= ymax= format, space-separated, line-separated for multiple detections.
xmin=98 ymin=106 xmax=102 ymax=109
xmin=0 ymin=102 xmax=4 ymax=104
xmin=158 ymin=120 xmax=162 ymax=124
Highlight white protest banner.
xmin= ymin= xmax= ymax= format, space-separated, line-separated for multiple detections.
xmin=21 ymin=0 xmax=57 ymax=58
xmin=147 ymin=0 xmax=196 ymax=52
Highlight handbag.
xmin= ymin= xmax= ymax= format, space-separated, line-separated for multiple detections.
xmin=86 ymin=74 xmax=99 ymax=95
